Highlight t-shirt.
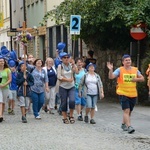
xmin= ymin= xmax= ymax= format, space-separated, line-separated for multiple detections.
xmin=74 ymin=68 xmax=86 ymax=89
xmin=113 ymin=67 xmax=141 ymax=77
xmin=9 ymin=71 xmax=17 ymax=90
xmin=85 ymin=74 xmax=98 ymax=95
xmin=0 ymin=68 xmax=11 ymax=89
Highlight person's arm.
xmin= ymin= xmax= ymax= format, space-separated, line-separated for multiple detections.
xmin=132 ymin=70 xmax=144 ymax=82
xmin=107 ymin=62 xmax=118 ymax=79
xmin=57 ymin=65 xmax=73 ymax=82
xmin=26 ymin=73 xmax=34 ymax=86
xmin=43 ymin=69 xmax=49 ymax=92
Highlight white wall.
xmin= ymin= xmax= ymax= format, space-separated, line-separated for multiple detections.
xmin=46 ymin=0 xmax=64 ymax=27
xmin=0 ymin=0 xmax=11 ymax=49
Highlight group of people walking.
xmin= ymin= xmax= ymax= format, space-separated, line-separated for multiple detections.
xmin=0 ymin=44 xmax=145 ymax=134
xmin=0 ymin=44 xmax=103 ymax=126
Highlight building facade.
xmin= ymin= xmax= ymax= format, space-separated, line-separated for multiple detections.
xmin=0 ymin=0 xmax=11 ymax=49
xmin=0 ymin=0 xmax=86 ymax=60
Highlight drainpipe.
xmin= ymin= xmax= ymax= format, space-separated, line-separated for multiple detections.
xmin=9 ymin=0 xmax=12 ymax=50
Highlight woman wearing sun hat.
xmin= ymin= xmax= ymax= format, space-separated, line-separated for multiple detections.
xmin=79 ymin=63 xmax=104 ymax=124
xmin=57 ymin=52 xmax=78 ymax=124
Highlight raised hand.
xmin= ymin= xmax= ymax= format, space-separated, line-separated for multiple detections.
xmin=107 ymin=62 xmax=113 ymax=70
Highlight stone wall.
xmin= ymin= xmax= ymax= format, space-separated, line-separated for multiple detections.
xmin=94 ymin=49 xmax=124 ymax=98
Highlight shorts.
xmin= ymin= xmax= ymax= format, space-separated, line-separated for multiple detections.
xmin=75 ymin=89 xmax=86 ymax=106
xmin=119 ymin=95 xmax=136 ymax=111
xmin=86 ymin=94 xmax=98 ymax=108
xmin=8 ymin=90 xmax=17 ymax=101
xmin=0 ymin=88 xmax=9 ymax=103
xmin=18 ymin=96 xmax=30 ymax=109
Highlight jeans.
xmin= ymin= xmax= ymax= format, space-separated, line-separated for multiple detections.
xmin=31 ymin=91 xmax=45 ymax=117
xmin=86 ymin=94 xmax=98 ymax=108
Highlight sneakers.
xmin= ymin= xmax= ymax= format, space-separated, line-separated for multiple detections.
xmin=22 ymin=116 xmax=27 ymax=123
xmin=49 ymin=110 xmax=54 ymax=114
xmin=78 ymin=116 xmax=83 ymax=121
xmin=54 ymin=105 xmax=57 ymax=110
xmin=128 ymin=126 xmax=135 ymax=134
xmin=121 ymin=124 xmax=128 ymax=131
xmin=0 ymin=117 xmax=3 ymax=122
xmin=84 ymin=116 xmax=89 ymax=123
xmin=10 ymin=110 xmax=15 ymax=115
xmin=8 ymin=108 xmax=11 ymax=114
xmin=90 ymin=119 xmax=96 ymax=124
xmin=35 ymin=115 xmax=41 ymax=120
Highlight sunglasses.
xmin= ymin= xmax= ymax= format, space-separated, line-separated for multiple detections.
xmin=63 ymin=56 xmax=69 ymax=59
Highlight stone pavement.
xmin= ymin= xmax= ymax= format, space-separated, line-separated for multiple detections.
xmin=0 ymin=100 xmax=150 ymax=150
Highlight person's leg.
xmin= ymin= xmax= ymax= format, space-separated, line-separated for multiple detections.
xmin=0 ymin=103 xmax=2 ymax=117
xmin=8 ymin=90 xmax=12 ymax=113
xmin=90 ymin=95 xmax=98 ymax=120
xmin=59 ymin=87 xmax=68 ymax=123
xmin=68 ymin=87 xmax=75 ymax=119
xmin=19 ymin=96 xmax=27 ymax=123
xmin=45 ymin=90 xmax=50 ymax=111
xmin=84 ymin=95 xmax=92 ymax=123
xmin=8 ymin=100 xmax=11 ymax=113
xmin=38 ymin=92 xmax=45 ymax=115
xmin=75 ymin=89 xmax=82 ymax=118
xmin=119 ymin=95 xmax=131 ymax=125
xmin=20 ymin=106 xmax=26 ymax=117
xmin=81 ymin=97 xmax=86 ymax=111
xmin=123 ymin=108 xmax=131 ymax=126
xmin=85 ymin=95 xmax=92 ymax=116
xmin=2 ymin=89 xmax=9 ymax=117
xmin=31 ymin=91 xmax=39 ymax=117
xmin=49 ymin=87 xmax=55 ymax=114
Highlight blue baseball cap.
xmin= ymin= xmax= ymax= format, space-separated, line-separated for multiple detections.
xmin=86 ymin=63 xmax=96 ymax=70
xmin=59 ymin=52 xmax=70 ymax=59
xmin=8 ymin=59 xmax=17 ymax=67
xmin=57 ymin=42 xmax=66 ymax=52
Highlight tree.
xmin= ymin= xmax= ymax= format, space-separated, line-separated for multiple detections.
xmin=40 ymin=0 xmax=150 ymax=51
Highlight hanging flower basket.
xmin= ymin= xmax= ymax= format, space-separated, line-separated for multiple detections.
xmin=16 ymin=32 xmax=33 ymax=45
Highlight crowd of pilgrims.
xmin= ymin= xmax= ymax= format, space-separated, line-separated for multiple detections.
xmin=0 ymin=43 xmax=104 ymax=124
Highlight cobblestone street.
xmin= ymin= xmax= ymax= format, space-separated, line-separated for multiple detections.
xmin=1 ymin=101 xmax=150 ymax=150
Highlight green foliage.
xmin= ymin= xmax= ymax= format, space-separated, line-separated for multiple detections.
xmin=40 ymin=0 xmax=150 ymax=51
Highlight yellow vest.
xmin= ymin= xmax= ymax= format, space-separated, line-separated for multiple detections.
xmin=116 ymin=67 xmax=137 ymax=97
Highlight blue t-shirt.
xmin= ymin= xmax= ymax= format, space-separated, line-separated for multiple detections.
xmin=74 ymin=69 xmax=86 ymax=89
xmin=113 ymin=67 xmax=141 ymax=77
xmin=9 ymin=71 xmax=17 ymax=90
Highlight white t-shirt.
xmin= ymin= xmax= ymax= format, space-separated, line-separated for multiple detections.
xmin=85 ymin=74 xmax=98 ymax=95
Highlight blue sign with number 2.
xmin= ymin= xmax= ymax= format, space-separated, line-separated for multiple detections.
xmin=70 ymin=15 xmax=81 ymax=35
